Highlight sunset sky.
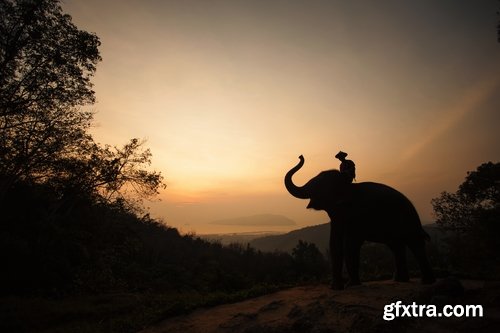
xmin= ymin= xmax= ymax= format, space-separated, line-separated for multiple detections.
xmin=63 ymin=0 xmax=500 ymax=234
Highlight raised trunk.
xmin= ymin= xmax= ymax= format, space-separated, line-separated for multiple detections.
xmin=284 ymin=155 xmax=310 ymax=199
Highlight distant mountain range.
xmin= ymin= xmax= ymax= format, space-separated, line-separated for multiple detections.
xmin=201 ymin=220 xmax=450 ymax=254
xmin=209 ymin=214 xmax=296 ymax=227
xmin=250 ymin=223 xmax=446 ymax=253
xmin=249 ymin=222 xmax=449 ymax=254
xmin=250 ymin=223 xmax=331 ymax=253
xmin=200 ymin=214 xmax=297 ymax=245
xmin=201 ymin=231 xmax=283 ymax=246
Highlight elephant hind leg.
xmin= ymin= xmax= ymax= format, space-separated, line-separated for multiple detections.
xmin=407 ymin=239 xmax=435 ymax=284
xmin=387 ymin=243 xmax=409 ymax=282
xmin=344 ymin=238 xmax=363 ymax=287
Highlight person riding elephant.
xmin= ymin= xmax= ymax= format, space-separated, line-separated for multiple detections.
xmin=334 ymin=151 xmax=356 ymax=208
xmin=335 ymin=151 xmax=355 ymax=184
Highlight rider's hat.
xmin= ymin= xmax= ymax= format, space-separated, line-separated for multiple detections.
xmin=335 ymin=151 xmax=348 ymax=159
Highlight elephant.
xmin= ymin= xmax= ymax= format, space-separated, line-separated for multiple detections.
xmin=285 ymin=155 xmax=435 ymax=290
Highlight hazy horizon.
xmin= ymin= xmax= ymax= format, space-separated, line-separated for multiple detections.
xmin=63 ymin=0 xmax=500 ymax=234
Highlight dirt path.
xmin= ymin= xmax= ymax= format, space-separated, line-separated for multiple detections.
xmin=139 ymin=279 xmax=499 ymax=333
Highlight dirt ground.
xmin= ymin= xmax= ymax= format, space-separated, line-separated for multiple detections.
xmin=139 ymin=279 xmax=500 ymax=333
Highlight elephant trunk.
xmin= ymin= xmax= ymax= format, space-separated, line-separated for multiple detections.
xmin=284 ymin=155 xmax=310 ymax=199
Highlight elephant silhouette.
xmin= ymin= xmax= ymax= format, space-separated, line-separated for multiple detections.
xmin=285 ymin=155 xmax=435 ymax=290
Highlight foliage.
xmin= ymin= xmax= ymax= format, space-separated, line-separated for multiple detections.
xmin=291 ymin=240 xmax=328 ymax=279
xmin=431 ymin=162 xmax=500 ymax=278
xmin=0 ymin=0 xmax=164 ymax=209
xmin=0 ymin=178 xmax=327 ymax=332
xmin=0 ymin=180 xmax=298 ymax=296
xmin=358 ymin=243 xmax=394 ymax=281
xmin=498 ymin=0 xmax=500 ymax=43
xmin=0 ymin=0 xmax=299 ymax=309
xmin=0 ymin=0 xmax=100 ymax=190
xmin=49 ymin=137 xmax=165 ymax=210
xmin=432 ymin=162 xmax=500 ymax=232
xmin=0 ymin=284 xmax=287 ymax=333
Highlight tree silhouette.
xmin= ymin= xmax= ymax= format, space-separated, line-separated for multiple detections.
xmin=292 ymin=240 xmax=328 ymax=279
xmin=431 ymin=162 xmax=500 ymax=277
xmin=0 ymin=0 xmax=100 ymax=196
xmin=0 ymin=0 xmax=164 ymax=207
xmin=497 ymin=0 xmax=500 ymax=42
xmin=50 ymin=137 xmax=165 ymax=213
xmin=432 ymin=162 xmax=500 ymax=233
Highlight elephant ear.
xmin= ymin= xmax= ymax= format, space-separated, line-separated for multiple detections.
xmin=316 ymin=170 xmax=338 ymax=187
xmin=316 ymin=170 xmax=348 ymax=196
xmin=304 ymin=172 xmax=338 ymax=210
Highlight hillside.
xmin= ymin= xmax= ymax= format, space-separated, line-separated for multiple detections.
xmin=250 ymin=223 xmax=330 ymax=253
xmin=201 ymin=232 xmax=283 ymax=246
xmin=140 ymin=278 xmax=500 ymax=333
xmin=249 ymin=222 xmax=450 ymax=254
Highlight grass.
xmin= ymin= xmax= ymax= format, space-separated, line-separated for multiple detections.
xmin=0 ymin=284 xmax=289 ymax=333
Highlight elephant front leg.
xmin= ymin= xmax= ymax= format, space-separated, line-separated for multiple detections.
xmin=344 ymin=237 xmax=362 ymax=287
xmin=330 ymin=222 xmax=344 ymax=290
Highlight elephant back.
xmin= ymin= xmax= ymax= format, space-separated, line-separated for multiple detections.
xmin=351 ymin=182 xmax=426 ymax=241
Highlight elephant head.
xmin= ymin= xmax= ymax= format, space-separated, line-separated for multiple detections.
xmin=284 ymin=155 xmax=347 ymax=212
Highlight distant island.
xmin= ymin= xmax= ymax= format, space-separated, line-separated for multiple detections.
xmin=209 ymin=214 xmax=296 ymax=227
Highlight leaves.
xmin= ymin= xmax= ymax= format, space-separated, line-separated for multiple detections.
xmin=431 ymin=162 xmax=500 ymax=232
xmin=0 ymin=1 xmax=165 ymax=210
xmin=431 ymin=162 xmax=500 ymax=278
xmin=0 ymin=0 xmax=100 ymax=190
xmin=292 ymin=240 xmax=328 ymax=279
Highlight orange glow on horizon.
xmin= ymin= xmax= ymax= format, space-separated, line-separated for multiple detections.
xmin=64 ymin=0 xmax=500 ymax=234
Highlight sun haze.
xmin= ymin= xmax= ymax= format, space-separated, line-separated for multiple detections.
xmin=63 ymin=0 xmax=500 ymax=234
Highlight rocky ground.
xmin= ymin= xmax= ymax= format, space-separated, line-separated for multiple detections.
xmin=139 ymin=278 xmax=500 ymax=333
